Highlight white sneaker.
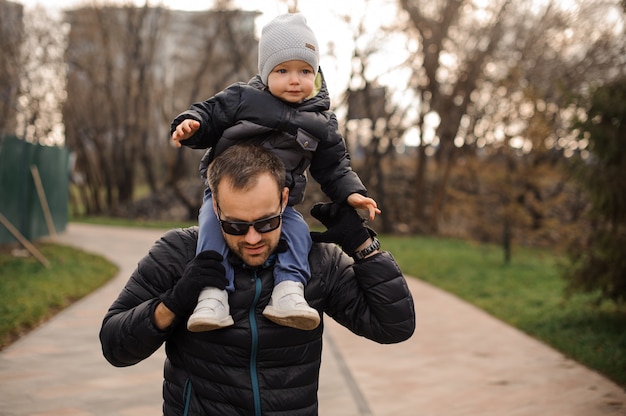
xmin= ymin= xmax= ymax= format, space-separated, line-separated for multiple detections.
xmin=262 ymin=281 xmax=320 ymax=330
xmin=187 ymin=287 xmax=234 ymax=332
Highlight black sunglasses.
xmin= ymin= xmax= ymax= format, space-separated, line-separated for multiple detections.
xmin=216 ymin=195 xmax=283 ymax=236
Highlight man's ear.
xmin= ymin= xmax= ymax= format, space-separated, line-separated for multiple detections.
xmin=281 ymin=187 xmax=289 ymax=210
xmin=212 ymin=196 xmax=218 ymax=214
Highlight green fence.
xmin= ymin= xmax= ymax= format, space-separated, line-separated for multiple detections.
xmin=0 ymin=135 xmax=69 ymax=244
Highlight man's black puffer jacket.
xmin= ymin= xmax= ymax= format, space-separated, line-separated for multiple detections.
xmin=99 ymin=227 xmax=415 ymax=415
xmin=171 ymin=71 xmax=367 ymax=206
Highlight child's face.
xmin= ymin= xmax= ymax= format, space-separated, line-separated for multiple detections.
xmin=266 ymin=60 xmax=316 ymax=103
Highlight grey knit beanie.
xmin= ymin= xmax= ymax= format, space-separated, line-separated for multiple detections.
xmin=258 ymin=13 xmax=319 ymax=85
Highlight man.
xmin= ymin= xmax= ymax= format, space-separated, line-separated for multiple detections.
xmin=99 ymin=145 xmax=415 ymax=415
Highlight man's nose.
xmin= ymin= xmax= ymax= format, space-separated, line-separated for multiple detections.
xmin=244 ymin=226 xmax=262 ymax=244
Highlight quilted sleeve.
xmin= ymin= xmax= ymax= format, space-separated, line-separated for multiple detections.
xmin=169 ymin=83 xmax=245 ymax=149
xmin=318 ymin=245 xmax=415 ymax=344
xmin=99 ymin=228 xmax=198 ymax=367
xmin=308 ymin=113 xmax=368 ymax=202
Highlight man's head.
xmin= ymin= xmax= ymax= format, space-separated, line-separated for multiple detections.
xmin=258 ymin=13 xmax=319 ymax=94
xmin=207 ymin=145 xmax=288 ymax=267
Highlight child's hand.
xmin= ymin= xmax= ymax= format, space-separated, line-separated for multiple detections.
xmin=171 ymin=119 xmax=200 ymax=148
xmin=346 ymin=193 xmax=381 ymax=221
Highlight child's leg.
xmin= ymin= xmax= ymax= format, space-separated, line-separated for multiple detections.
xmin=274 ymin=206 xmax=312 ymax=286
xmin=187 ymin=189 xmax=234 ymax=332
xmin=262 ymin=206 xmax=319 ymax=330
xmin=197 ymin=189 xmax=235 ymax=292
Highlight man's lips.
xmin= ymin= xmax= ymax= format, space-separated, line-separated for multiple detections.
xmin=244 ymin=245 xmax=265 ymax=255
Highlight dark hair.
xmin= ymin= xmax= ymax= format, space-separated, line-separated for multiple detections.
xmin=207 ymin=145 xmax=286 ymax=200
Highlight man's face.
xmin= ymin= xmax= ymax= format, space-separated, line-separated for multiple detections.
xmin=213 ymin=173 xmax=288 ymax=267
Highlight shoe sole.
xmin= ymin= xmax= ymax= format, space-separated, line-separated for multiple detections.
xmin=187 ymin=316 xmax=234 ymax=332
xmin=262 ymin=307 xmax=320 ymax=330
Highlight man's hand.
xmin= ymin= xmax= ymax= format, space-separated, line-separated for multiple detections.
xmin=159 ymin=250 xmax=226 ymax=319
xmin=346 ymin=193 xmax=381 ymax=220
xmin=309 ymin=202 xmax=375 ymax=255
xmin=171 ymin=119 xmax=200 ymax=148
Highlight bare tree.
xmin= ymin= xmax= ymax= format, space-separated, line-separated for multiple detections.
xmin=16 ymin=6 xmax=67 ymax=145
xmin=396 ymin=0 xmax=625 ymax=235
xmin=158 ymin=7 xmax=259 ymax=219
xmin=1 ymin=3 xmax=67 ymax=145
xmin=398 ymin=0 xmax=515 ymax=232
xmin=465 ymin=0 xmax=624 ymax=255
xmin=63 ymin=3 xmax=259 ymax=217
xmin=0 ymin=0 xmax=23 ymax=138
xmin=328 ymin=0 xmax=623 ymax=250
xmin=326 ymin=2 xmax=416 ymax=233
xmin=63 ymin=4 xmax=167 ymax=214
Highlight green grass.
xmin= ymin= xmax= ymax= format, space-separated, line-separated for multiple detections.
xmin=0 ymin=243 xmax=118 ymax=349
xmin=380 ymin=235 xmax=626 ymax=388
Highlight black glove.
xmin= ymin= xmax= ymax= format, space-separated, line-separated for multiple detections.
xmin=160 ymin=250 xmax=226 ymax=318
xmin=309 ymin=202 xmax=376 ymax=255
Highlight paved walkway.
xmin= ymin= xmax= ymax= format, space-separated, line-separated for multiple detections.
xmin=0 ymin=223 xmax=625 ymax=415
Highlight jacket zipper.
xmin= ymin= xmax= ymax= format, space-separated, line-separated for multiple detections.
xmin=249 ymin=270 xmax=262 ymax=416
xmin=182 ymin=378 xmax=192 ymax=416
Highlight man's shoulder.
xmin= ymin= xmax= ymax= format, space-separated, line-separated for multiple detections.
xmin=308 ymin=242 xmax=347 ymax=271
xmin=309 ymin=241 xmax=333 ymax=255
xmin=162 ymin=226 xmax=198 ymax=241
xmin=155 ymin=227 xmax=198 ymax=258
